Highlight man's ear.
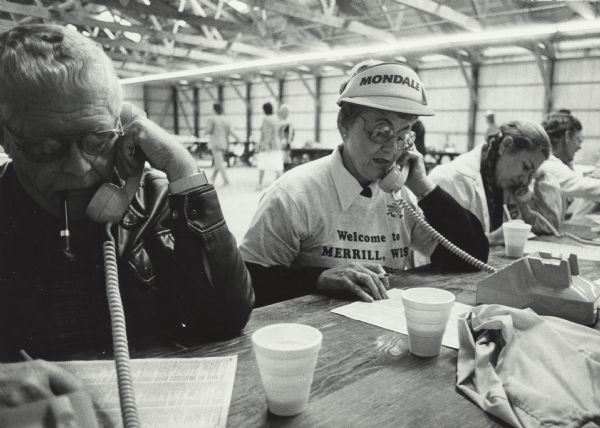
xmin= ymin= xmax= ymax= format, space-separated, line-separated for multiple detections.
xmin=498 ymin=136 xmax=513 ymax=156
xmin=564 ymin=129 xmax=573 ymax=142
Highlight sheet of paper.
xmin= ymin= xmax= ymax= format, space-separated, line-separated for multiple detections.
xmin=331 ymin=289 xmax=472 ymax=349
xmin=524 ymin=240 xmax=600 ymax=261
xmin=58 ymin=356 xmax=237 ymax=428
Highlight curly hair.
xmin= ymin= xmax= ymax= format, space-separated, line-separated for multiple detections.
xmin=485 ymin=120 xmax=551 ymax=165
xmin=0 ymin=24 xmax=121 ymax=120
xmin=541 ymin=110 xmax=582 ymax=149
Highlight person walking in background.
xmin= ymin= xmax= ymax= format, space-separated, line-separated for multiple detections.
xmin=205 ymin=103 xmax=240 ymax=186
xmin=485 ymin=110 xmax=499 ymax=139
xmin=278 ymin=104 xmax=295 ymax=166
xmin=255 ymin=102 xmax=283 ymax=191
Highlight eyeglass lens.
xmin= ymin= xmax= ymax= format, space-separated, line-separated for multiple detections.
xmin=369 ymin=122 xmax=415 ymax=150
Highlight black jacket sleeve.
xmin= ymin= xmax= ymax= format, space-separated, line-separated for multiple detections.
xmin=417 ymin=186 xmax=489 ymax=271
xmin=245 ymin=263 xmax=327 ymax=307
xmin=158 ymin=183 xmax=255 ymax=339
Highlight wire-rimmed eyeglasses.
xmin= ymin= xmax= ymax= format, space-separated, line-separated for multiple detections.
xmin=3 ymin=118 xmax=124 ymax=163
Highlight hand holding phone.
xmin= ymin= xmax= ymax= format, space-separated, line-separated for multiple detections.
xmin=379 ymin=146 xmax=435 ymax=198
xmin=513 ymin=186 xmax=534 ymax=204
xmin=117 ymin=104 xmax=197 ymax=183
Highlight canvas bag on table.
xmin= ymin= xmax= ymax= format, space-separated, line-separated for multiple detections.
xmin=457 ymin=304 xmax=600 ymax=428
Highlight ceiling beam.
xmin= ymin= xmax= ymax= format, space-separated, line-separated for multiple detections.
xmin=0 ymin=3 xmax=273 ymax=57
xmin=390 ymin=0 xmax=482 ymax=32
xmin=97 ymin=35 xmax=236 ymax=64
xmin=96 ymin=0 xmax=250 ymax=33
xmin=0 ymin=16 xmax=239 ymax=65
xmin=566 ymin=2 xmax=596 ymax=20
xmin=66 ymin=10 xmax=275 ymax=57
xmin=238 ymin=0 xmax=396 ymax=42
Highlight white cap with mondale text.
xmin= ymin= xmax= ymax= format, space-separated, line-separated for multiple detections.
xmin=337 ymin=62 xmax=435 ymax=116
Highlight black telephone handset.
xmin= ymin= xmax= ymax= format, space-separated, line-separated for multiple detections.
xmin=378 ymin=163 xmax=496 ymax=273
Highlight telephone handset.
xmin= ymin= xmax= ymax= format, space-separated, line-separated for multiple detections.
xmin=87 ymin=104 xmax=142 ymax=428
xmin=86 ymin=104 xmax=144 ymax=224
xmin=378 ymin=164 xmax=497 ymax=273
xmin=85 ymin=172 xmax=142 ymax=224
xmin=379 ymin=163 xmax=409 ymax=194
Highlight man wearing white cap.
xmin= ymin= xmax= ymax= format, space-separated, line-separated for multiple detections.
xmin=240 ymin=62 xmax=488 ymax=306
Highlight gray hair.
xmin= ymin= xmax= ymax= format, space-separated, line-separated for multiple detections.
xmin=486 ymin=120 xmax=551 ymax=163
xmin=0 ymin=24 xmax=122 ymax=120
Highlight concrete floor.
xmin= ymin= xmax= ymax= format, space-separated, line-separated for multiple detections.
xmin=199 ymin=162 xmax=279 ymax=244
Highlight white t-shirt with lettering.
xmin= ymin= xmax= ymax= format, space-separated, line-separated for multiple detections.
xmin=240 ymin=148 xmax=438 ymax=270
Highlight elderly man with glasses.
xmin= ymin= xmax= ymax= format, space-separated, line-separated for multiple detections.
xmin=240 ymin=62 xmax=488 ymax=306
xmin=0 ymin=24 xmax=254 ymax=363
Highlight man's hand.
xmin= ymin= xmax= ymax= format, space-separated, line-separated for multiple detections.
xmin=316 ymin=263 xmax=389 ymax=302
xmin=117 ymin=104 xmax=197 ymax=183
xmin=398 ymin=146 xmax=435 ymax=198
xmin=0 ymin=361 xmax=83 ymax=408
xmin=486 ymin=227 xmax=505 ymax=246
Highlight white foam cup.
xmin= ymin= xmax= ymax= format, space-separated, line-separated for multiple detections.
xmin=252 ymin=323 xmax=322 ymax=416
xmin=502 ymin=220 xmax=531 ymax=258
xmin=401 ymin=288 xmax=455 ymax=357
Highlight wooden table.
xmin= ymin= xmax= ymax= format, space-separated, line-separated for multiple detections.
xmin=129 ymin=225 xmax=600 ymax=427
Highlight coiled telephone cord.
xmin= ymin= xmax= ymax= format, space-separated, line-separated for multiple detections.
xmin=398 ymin=199 xmax=497 ymax=274
xmin=103 ymin=223 xmax=141 ymax=428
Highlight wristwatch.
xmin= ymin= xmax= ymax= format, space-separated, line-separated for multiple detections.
xmin=168 ymin=170 xmax=209 ymax=194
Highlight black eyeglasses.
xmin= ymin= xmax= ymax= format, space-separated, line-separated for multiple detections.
xmin=357 ymin=114 xmax=415 ymax=152
xmin=3 ymin=118 xmax=124 ymax=163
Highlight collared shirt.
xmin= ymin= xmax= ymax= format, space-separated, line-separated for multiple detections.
xmin=240 ymin=147 xmax=437 ymax=271
xmin=429 ymin=144 xmax=492 ymax=232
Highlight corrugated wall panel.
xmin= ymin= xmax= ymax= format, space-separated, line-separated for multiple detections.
xmin=129 ymin=54 xmax=600 ymax=164
xmin=555 ymin=58 xmax=600 ymax=165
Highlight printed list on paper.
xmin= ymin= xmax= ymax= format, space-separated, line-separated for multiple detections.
xmin=58 ymin=356 xmax=237 ymax=428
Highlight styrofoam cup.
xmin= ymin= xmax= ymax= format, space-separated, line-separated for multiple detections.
xmin=502 ymin=220 xmax=531 ymax=258
xmin=401 ymin=288 xmax=455 ymax=357
xmin=252 ymin=323 xmax=322 ymax=416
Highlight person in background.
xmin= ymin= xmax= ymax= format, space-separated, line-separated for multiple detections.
xmin=278 ymin=104 xmax=295 ymax=167
xmin=255 ymin=102 xmax=283 ymax=191
xmin=537 ymin=110 xmax=600 ymax=219
xmin=205 ymin=103 xmax=240 ymax=186
xmin=429 ymin=121 xmax=557 ymax=245
xmin=240 ymin=61 xmax=488 ymax=307
xmin=0 ymin=24 xmax=254 ymax=363
xmin=485 ymin=110 xmax=499 ymax=139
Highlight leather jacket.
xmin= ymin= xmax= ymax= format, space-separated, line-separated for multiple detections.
xmin=0 ymin=162 xmax=254 ymax=360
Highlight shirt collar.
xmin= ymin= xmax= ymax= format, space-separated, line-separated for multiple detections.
xmin=331 ymin=146 xmax=380 ymax=211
